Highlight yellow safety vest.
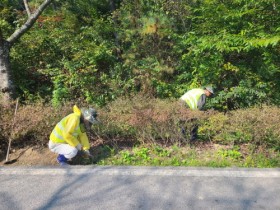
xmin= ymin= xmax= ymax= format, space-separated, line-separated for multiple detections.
xmin=50 ymin=105 xmax=90 ymax=150
xmin=180 ymin=88 xmax=205 ymax=110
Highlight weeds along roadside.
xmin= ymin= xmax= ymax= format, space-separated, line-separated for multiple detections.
xmin=0 ymin=96 xmax=279 ymax=167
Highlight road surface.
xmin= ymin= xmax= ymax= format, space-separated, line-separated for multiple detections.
xmin=0 ymin=166 xmax=279 ymax=210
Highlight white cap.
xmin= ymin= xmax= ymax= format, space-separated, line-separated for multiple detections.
xmin=205 ymin=87 xmax=214 ymax=94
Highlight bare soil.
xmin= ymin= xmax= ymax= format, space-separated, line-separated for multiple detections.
xmin=0 ymin=146 xmax=58 ymax=166
xmin=0 ymin=138 xmax=107 ymax=166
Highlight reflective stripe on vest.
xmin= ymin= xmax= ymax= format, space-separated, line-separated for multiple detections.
xmin=52 ymin=129 xmax=64 ymax=141
xmin=181 ymin=89 xmax=205 ymax=110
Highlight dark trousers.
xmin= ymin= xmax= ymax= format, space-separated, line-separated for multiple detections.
xmin=190 ymin=124 xmax=198 ymax=141
xmin=181 ymin=119 xmax=198 ymax=141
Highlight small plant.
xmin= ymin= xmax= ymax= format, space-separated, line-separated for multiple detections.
xmin=170 ymin=157 xmax=180 ymax=166
xmin=133 ymin=147 xmax=151 ymax=163
xmin=153 ymin=146 xmax=171 ymax=157
xmin=217 ymin=147 xmax=242 ymax=160
xmin=120 ymin=151 xmax=134 ymax=164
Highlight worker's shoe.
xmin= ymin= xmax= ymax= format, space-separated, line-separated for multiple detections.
xmin=57 ymin=154 xmax=69 ymax=166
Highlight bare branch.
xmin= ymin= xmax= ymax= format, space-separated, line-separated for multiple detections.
xmin=23 ymin=0 xmax=31 ymax=17
xmin=7 ymin=0 xmax=53 ymax=46
xmin=23 ymin=0 xmax=32 ymax=17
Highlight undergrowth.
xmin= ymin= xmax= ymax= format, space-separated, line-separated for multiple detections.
xmin=0 ymin=95 xmax=279 ymax=167
xmin=93 ymin=144 xmax=279 ymax=168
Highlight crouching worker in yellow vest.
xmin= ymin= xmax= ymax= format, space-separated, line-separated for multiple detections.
xmin=48 ymin=105 xmax=98 ymax=166
xmin=180 ymin=87 xmax=214 ymax=141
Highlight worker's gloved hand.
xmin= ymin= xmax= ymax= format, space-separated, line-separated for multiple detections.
xmin=83 ymin=150 xmax=92 ymax=157
xmin=76 ymin=144 xmax=82 ymax=151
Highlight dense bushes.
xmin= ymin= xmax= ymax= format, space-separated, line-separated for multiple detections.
xmin=95 ymin=95 xmax=201 ymax=145
xmin=1 ymin=97 xmax=279 ymax=155
xmin=200 ymin=107 xmax=280 ymax=150
xmin=1 ymin=0 xmax=278 ymax=109
xmin=97 ymin=96 xmax=280 ymax=151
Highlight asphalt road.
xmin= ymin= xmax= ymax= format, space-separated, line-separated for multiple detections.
xmin=0 ymin=166 xmax=279 ymax=210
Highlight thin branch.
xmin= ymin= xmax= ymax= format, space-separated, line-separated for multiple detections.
xmin=23 ymin=0 xmax=31 ymax=17
xmin=7 ymin=0 xmax=53 ymax=46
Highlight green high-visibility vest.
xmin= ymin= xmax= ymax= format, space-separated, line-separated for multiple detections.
xmin=180 ymin=88 xmax=205 ymax=110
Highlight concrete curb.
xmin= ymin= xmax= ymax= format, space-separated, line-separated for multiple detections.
xmin=0 ymin=166 xmax=280 ymax=177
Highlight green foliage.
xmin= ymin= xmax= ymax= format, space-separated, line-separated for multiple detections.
xmin=114 ymin=0 xmax=180 ymax=97
xmin=51 ymin=74 xmax=70 ymax=107
xmin=217 ymin=146 xmax=242 ymax=160
xmin=95 ymin=144 xmax=279 ymax=167
xmin=0 ymin=0 xmax=23 ymax=36
xmin=5 ymin=0 xmax=280 ymax=110
xmin=177 ymin=0 xmax=280 ymax=110
xmin=11 ymin=2 xmax=116 ymax=105
xmin=207 ymin=80 xmax=270 ymax=110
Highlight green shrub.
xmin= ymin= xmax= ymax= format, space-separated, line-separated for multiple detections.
xmin=200 ymin=106 xmax=280 ymax=149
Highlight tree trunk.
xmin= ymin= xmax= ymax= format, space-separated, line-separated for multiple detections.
xmin=0 ymin=36 xmax=15 ymax=103
xmin=0 ymin=0 xmax=53 ymax=104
